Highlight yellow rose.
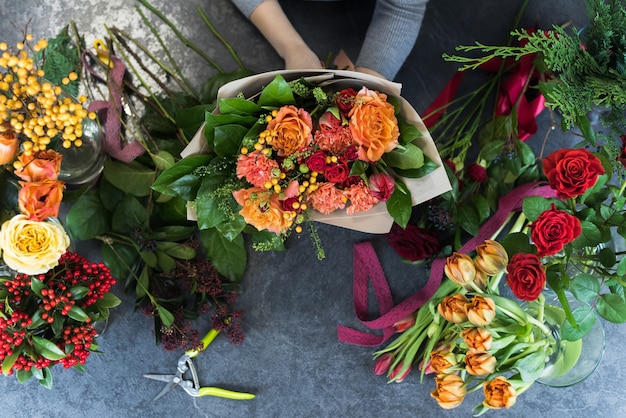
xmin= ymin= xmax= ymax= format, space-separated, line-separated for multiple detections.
xmin=0 ymin=214 xmax=70 ymax=275
xmin=349 ymin=87 xmax=399 ymax=162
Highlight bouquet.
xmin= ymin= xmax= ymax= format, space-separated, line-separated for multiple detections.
xmin=154 ymin=70 xmax=450 ymax=263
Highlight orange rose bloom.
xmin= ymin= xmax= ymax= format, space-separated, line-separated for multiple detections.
xmin=232 ymin=187 xmax=291 ymax=235
xmin=15 ymin=149 xmax=63 ymax=182
xmin=348 ymin=87 xmax=399 ymax=162
xmin=483 ymin=376 xmax=517 ymax=409
xmin=267 ymin=105 xmax=313 ymax=156
xmin=0 ymin=132 xmax=19 ymax=165
xmin=18 ymin=179 xmax=65 ymax=221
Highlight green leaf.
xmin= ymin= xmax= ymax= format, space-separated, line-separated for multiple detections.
xmin=570 ymin=273 xmax=601 ymax=303
xmin=155 ymin=159 xmax=211 ymax=202
xmin=67 ymin=306 xmax=89 ymax=322
xmin=597 ymin=293 xmax=626 ymax=323
xmin=149 ymin=225 xmax=196 ymax=241
xmin=561 ymin=305 xmax=596 ymax=341
xmin=257 ymin=74 xmax=295 ymax=107
xmin=65 ymin=190 xmax=110 ymax=240
xmin=470 ymin=194 xmax=491 ymax=224
xmin=458 ymin=205 xmax=479 ymax=236
xmin=30 ymin=277 xmax=46 ymax=297
xmin=199 ymin=228 xmax=247 ymax=281
xmin=572 ymin=221 xmax=603 ymax=247
xmin=218 ymin=97 xmax=263 ymax=115
xmin=514 ymin=350 xmax=547 ymax=382
xmin=156 ymin=305 xmax=175 ymax=328
xmin=103 ymin=159 xmax=155 ymax=197
xmin=213 ymin=124 xmax=249 ymax=156
xmin=32 ymin=337 xmax=67 ymax=361
xmin=397 ymin=117 xmax=421 ymax=146
xmin=382 ymin=143 xmax=424 ymax=170
xmin=96 ymin=292 xmax=122 ymax=309
xmin=392 ymin=156 xmax=438 ymax=178
xmin=111 ymin=195 xmax=149 ymax=234
xmin=2 ymin=345 xmax=22 ymax=375
xmin=522 ymin=196 xmax=553 ymax=221
xmin=140 ymin=251 xmax=158 ymax=268
xmin=386 ymin=179 xmax=412 ymax=228
xmin=156 ymin=250 xmax=177 ymax=273
xmin=70 ymin=286 xmax=89 ymax=300
xmin=500 ymin=232 xmax=533 ymax=256
xmin=514 ymin=138 xmax=536 ymax=166
xmin=135 ymin=266 xmax=149 ymax=299
xmin=199 ymin=68 xmax=253 ymax=104
xmin=101 ymin=243 xmax=138 ymax=282
xmin=155 ymin=242 xmax=196 ymax=259
xmin=151 ymin=150 xmax=176 ymax=172
xmin=478 ymin=139 xmax=506 ymax=162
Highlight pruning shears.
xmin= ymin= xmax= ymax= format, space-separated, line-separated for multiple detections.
xmin=144 ymin=329 xmax=255 ymax=401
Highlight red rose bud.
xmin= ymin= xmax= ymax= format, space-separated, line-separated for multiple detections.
xmin=334 ymin=88 xmax=357 ymax=113
xmin=542 ymin=148 xmax=605 ymax=199
xmin=506 ymin=253 xmax=546 ymax=301
xmin=530 ymin=204 xmax=582 ymax=257
xmin=466 ymin=163 xmax=488 ymax=182
xmin=373 ymin=353 xmax=394 ymax=375
xmin=368 ymin=172 xmax=395 ymax=201
xmin=306 ymin=151 xmax=327 ymax=173
xmin=324 ymin=158 xmax=349 ymax=183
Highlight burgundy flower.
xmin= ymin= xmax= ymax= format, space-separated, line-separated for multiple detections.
xmin=386 ymin=223 xmax=442 ymax=262
xmin=466 ymin=163 xmax=488 ymax=182
xmin=334 ymin=88 xmax=357 ymax=114
xmin=306 ymin=151 xmax=327 ymax=173
xmin=368 ymin=172 xmax=395 ymax=201
xmin=342 ymin=144 xmax=359 ymax=161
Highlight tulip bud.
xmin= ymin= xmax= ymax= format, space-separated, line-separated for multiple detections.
xmin=0 ymin=132 xmax=19 ymax=165
xmin=438 ymin=293 xmax=470 ymax=324
xmin=464 ymin=350 xmax=497 ymax=376
xmin=393 ymin=313 xmax=416 ymax=333
xmin=368 ymin=172 xmax=395 ymax=201
xmin=461 ymin=327 xmax=493 ymax=351
xmin=389 ymin=361 xmax=412 ymax=383
xmin=475 ymin=240 xmax=509 ymax=276
xmin=430 ymin=350 xmax=458 ymax=374
xmin=431 ymin=374 xmax=466 ymax=410
xmin=467 ymin=295 xmax=496 ymax=326
xmin=373 ymin=353 xmax=394 ymax=376
xmin=483 ymin=376 xmax=517 ymax=409
xmin=444 ymin=252 xmax=476 ymax=286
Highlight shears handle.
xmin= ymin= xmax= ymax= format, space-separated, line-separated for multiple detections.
xmin=185 ymin=329 xmax=220 ymax=358
xmin=197 ymin=386 xmax=256 ymax=400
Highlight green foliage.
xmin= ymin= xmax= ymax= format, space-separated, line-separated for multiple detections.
xmin=40 ymin=25 xmax=84 ymax=97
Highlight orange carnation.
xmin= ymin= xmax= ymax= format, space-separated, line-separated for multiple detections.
xmin=15 ymin=149 xmax=63 ymax=182
xmin=307 ymin=182 xmax=346 ymax=215
xmin=348 ymin=87 xmax=399 ymax=162
xmin=18 ymin=179 xmax=65 ymax=221
xmin=232 ymin=187 xmax=291 ymax=235
xmin=236 ymin=150 xmax=279 ymax=188
xmin=267 ymin=105 xmax=313 ymax=156
xmin=344 ymin=182 xmax=378 ymax=215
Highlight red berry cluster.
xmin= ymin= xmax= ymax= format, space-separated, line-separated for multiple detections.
xmin=58 ymin=324 xmax=98 ymax=368
xmin=58 ymin=251 xmax=116 ymax=307
xmin=0 ymin=310 xmax=50 ymax=373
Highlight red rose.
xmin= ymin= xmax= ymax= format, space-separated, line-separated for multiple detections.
xmin=342 ymin=144 xmax=359 ymax=161
xmin=334 ymin=88 xmax=357 ymax=114
xmin=306 ymin=151 xmax=327 ymax=173
xmin=324 ymin=158 xmax=349 ymax=183
xmin=386 ymin=223 xmax=441 ymax=262
xmin=531 ymin=204 xmax=582 ymax=256
xmin=506 ymin=253 xmax=546 ymax=301
xmin=542 ymin=148 xmax=605 ymax=198
xmin=466 ymin=163 xmax=488 ymax=182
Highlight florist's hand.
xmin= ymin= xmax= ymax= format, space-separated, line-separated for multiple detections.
xmin=283 ymin=45 xmax=323 ymax=70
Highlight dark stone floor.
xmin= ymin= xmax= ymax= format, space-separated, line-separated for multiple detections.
xmin=1 ymin=0 xmax=624 ymax=417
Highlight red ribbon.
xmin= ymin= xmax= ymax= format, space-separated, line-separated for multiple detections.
xmin=337 ymin=182 xmax=557 ymax=347
xmin=81 ymin=53 xmax=145 ymax=163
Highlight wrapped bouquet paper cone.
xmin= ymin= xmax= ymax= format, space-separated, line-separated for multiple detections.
xmin=181 ymin=70 xmax=451 ymax=234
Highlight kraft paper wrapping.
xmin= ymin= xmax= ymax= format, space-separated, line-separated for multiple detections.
xmin=182 ymin=70 xmax=451 ymax=234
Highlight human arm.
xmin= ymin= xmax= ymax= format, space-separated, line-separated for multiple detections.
xmin=355 ymin=0 xmax=429 ymax=80
xmin=230 ymin=0 xmax=322 ymax=69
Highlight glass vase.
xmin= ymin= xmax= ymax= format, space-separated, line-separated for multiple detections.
xmin=536 ymin=291 xmax=605 ymax=387
xmin=57 ymin=116 xmax=106 ymax=187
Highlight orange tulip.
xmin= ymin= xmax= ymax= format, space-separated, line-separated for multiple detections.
xmin=444 ymin=252 xmax=476 ymax=286
xmin=475 ymin=240 xmax=509 ymax=276
xmin=483 ymin=376 xmax=517 ymax=409
xmin=438 ymin=293 xmax=470 ymax=324
xmin=431 ymin=374 xmax=466 ymax=409
xmin=430 ymin=350 xmax=458 ymax=374
xmin=467 ymin=295 xmax=496 ymax=326
xmin=461 ymin=327 xmax=493 ymax=351
xmin=464 ymin=350 xmax=497 ymax=376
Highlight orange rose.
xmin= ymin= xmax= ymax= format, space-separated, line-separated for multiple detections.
xmin=437 ymin=293 xmax=470 ymax=324
xmin=464 ymin=350 xmax=497 ymax=376
xmin=0 ymin=132 xmax=19 ymax=165
xmin=431 ymin=374 xmax=466 ymax=410
xmin=483 ymin=376 xmax=517 ymax=409
xmin=233 ymin=187 xmax=291 ymax=235
xmin=461 ymin=327 xmax=492 ymax=351
xmin=267 ymin=105 xmax=313 ymax=156
xmin=18 ymin=179 xmax=65 ymax=221
xmin=348 ymin=87 xmax=399 ymax=162
xmin=15 ymin=149 xmax=63 ymax=181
